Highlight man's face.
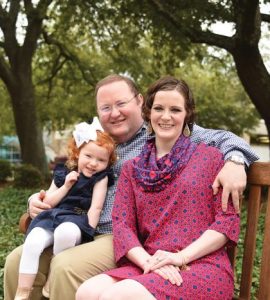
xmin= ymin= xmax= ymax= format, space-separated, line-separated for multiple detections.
xmin=96 ymin=80 xmax=144 ymax=143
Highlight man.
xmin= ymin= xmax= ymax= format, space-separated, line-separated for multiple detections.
xmin=4 ymin=74 xmax=258 ymax=300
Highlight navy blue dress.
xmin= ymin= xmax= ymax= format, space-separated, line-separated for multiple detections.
xmin=27 ymin=165 xmax=114 ymax=243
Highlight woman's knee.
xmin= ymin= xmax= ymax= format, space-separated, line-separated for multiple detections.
xmin=100 ymin=279 xmax=155 ymax=300
xmin=76 ymin=274 xmax=114 ymax=300
xmin=76 ymin=281 xmax=100 ymax=300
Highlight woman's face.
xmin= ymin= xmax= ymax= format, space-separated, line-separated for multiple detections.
xmin=150 ymin=90 xmax=187 ymax=145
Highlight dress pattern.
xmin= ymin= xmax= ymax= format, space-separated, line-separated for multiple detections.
xmin=105 ymin=142 xmax=240 ymax=300
xmin=27 ymin=165 xmax=113 ymax=242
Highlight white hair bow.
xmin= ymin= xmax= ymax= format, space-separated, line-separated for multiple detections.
xmin=73 ymin=117 xmax=104 ymax=148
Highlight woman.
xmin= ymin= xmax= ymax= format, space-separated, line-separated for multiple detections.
xmin=76 ymin=76 xmax=240 ymax=300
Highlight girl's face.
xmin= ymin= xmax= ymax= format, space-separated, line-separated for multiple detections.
xmin=150 ymin=89 xmax=187 ymax=145
xmin=77 ymin=141 xmax=109 ymax=177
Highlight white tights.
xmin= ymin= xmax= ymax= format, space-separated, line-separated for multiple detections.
xmin=19 ymin=222 xmax=82 ymax=274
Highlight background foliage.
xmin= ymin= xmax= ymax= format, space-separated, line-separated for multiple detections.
xmin=0 ymin=1 xmax=261 ymax=139
xmin=0 ymin=187 xmax=35 ymax=299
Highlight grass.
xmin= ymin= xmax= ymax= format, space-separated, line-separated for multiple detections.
xmin=0 ymin=186 xmax=265 ymax=299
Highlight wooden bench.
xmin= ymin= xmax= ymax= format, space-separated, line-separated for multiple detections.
xmin=228 ymin=161 xmax=270 ymax=299
xmin=19 ymin=161 xmax=270 ymax=299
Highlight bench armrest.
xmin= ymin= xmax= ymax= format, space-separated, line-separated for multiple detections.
xmin=19 ymin=212 xmax=32 ymax=234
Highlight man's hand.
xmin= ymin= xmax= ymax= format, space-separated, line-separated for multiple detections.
xmin=28 ymin=190 xmax=51 ymax=219
xmin=212 ymin=161 xmax=246 ymax=213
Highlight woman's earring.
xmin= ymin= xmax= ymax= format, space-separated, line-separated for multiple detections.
xmin=183 ymin=124 xmax=191 ymax=137
xmin=147 ymin=123 xmax=153 ymax=134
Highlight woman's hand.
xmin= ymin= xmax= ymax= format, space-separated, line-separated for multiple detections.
xmin=153 ymin=265 xmax=183 ymax=286
xmin=144 ymin=250 xmax=187 ymax=271
xmin=143 ymin=250 xmax=188 ymax=286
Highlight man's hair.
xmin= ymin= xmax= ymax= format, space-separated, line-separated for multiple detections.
xmin=95 ymin=74 xmax=140 ymax=98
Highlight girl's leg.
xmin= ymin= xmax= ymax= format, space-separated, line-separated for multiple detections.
xmin=43 ymin=222 xmax=82 ymax=297
xmin=53 ymin=222 xmax=82 ymax=254
xmin=100 ymin=279 xmax=156 ymax=300
xmin=76 ymin=274 xmax=118 ymax=300
xmin=16 ymin=227 xmax=53 ymax=299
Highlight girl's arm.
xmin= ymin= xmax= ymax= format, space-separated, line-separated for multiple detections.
xmin=87 ymin=176 xmax=108 ymax=228
xmin=42 ymin=171 xmax=79 ymax=207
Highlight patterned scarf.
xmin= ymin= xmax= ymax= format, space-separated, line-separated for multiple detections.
xmin=133 ymin=135 xmax=197 ymax=192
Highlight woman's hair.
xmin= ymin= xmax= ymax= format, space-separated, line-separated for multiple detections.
xmin=66 ymin=131 xmax=116 ymax=170
xmin=143 ymin=75 xmax=196 ymax=131
xmin=95 ymin=74 xmax=140 ymax=98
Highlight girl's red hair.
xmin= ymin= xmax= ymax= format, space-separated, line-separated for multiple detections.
xmin=66 ymin=131 xmax=116 ymax=170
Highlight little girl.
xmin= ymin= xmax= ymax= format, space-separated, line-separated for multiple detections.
xmin=14 ymin=117 xmax=116 ymax=300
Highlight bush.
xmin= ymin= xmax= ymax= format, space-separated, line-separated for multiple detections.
xmin=13 ymin=164 xmax=44 ymax=188
xmin=0 ymin=160 xmax=12 ymax=182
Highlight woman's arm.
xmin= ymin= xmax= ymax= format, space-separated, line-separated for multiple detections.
xmin=144 ymin=229 xmax=228 ymax=273
xmin=177 ymin=229 xmax=227 ymax=264
xmin=112 ymin=162 xmax=144 ymax=263
xmin=87 ymin=176 xmax=108 ymax=228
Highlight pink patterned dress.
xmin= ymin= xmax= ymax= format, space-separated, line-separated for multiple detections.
xmin=105 ymin=137 xmax=240 ymax=300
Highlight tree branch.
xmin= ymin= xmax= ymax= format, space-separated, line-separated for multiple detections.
xmin=36 ymin=53 xmax=67 ymax=86
xmin=9 ymin=0 xmax=21 ymax=22
xmin=147 ymin=0 xmax=234 ymax=52
xmin=261 ymin=13 xmax=270 ymax=23
xmin=42 ymin=30 xmax=97 ymax=85
xmin=0 ymin=55 xmax=15 ymax=88
xmin=0 ymin=1 xmax=20 ymax=64
xmin=22 ymin=0 xmax=53 ymax=64
xmin=233 ymin=0 xmax=261 ymax=45
xmin=0 ymin=5 xmax=8 ymax=28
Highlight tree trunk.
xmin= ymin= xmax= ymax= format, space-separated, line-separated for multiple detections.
xmin=231 ymin=45 xmax=270 ymax=141
xmin=6 ymin=69 xmax=48 ymax=175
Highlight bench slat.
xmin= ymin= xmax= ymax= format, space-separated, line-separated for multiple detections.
xmin=258 ymin=187 xmax=270 ymax=300
xmin=239 ymin=186 xmax=261 ymax=299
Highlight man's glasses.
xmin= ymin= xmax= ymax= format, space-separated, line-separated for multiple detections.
xmin=98 ymin=94 xmax=138 ymax=115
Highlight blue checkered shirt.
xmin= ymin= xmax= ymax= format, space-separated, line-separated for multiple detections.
xmin=96 ymin=123 xmax=259 ymax=234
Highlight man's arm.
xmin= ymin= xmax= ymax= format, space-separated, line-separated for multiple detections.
xmin=191 ymin=124 xmax=259 ymax=212
xmin=27 ymin=179 xmax=58 ymax=218
xmin=191 ymin=124 xmax=259 ymax=166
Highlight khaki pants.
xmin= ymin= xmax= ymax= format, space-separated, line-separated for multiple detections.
xmin=4 ymin=234 xmax=115 ymax=300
